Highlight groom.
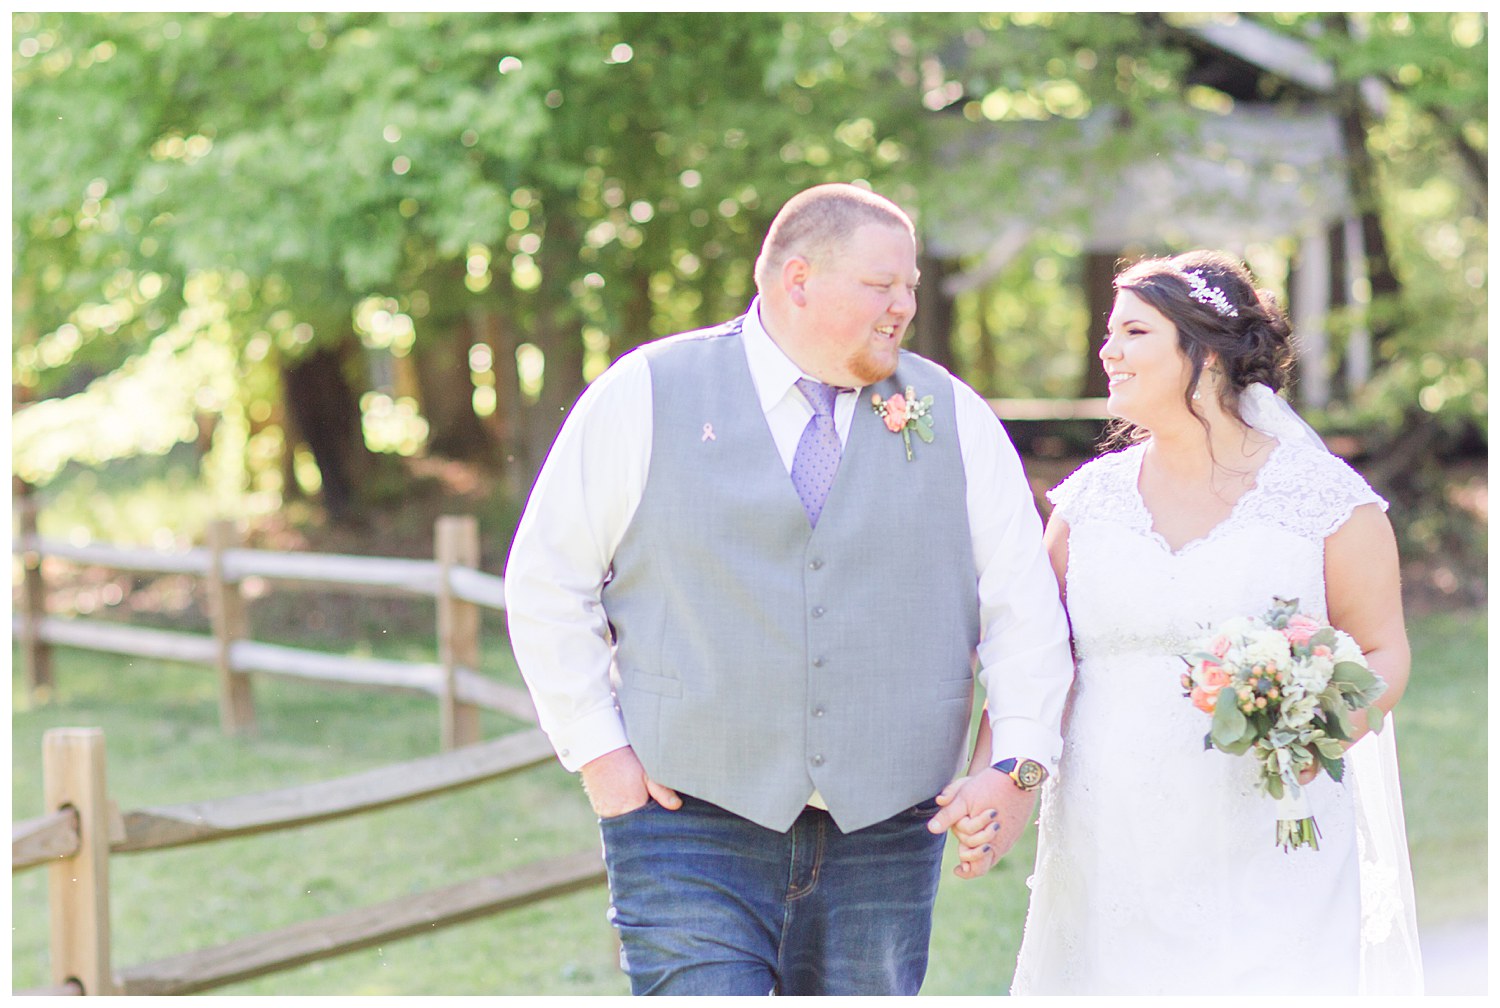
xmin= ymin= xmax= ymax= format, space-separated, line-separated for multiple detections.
xmin=504 ymin=183 xmax=1073 ymax=995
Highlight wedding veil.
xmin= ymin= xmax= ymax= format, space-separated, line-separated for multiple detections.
xmin=1242 ymin=382 xmax=1426 ymax=994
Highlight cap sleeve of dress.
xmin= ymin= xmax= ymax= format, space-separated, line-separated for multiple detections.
xmin=1246 ymin=441 xmax=1390 ymax=542
xmin=1045 ymin=446 xmax=1140 ymax=528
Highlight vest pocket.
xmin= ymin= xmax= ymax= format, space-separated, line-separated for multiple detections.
xmin=620 ymin=668 xmax=683 ymax=698
xmin=937 ymin=676 xmax=974 ymax=700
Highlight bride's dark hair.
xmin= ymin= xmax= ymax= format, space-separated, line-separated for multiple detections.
xmin=1101 ymin=250 xmax=1294 ymax=449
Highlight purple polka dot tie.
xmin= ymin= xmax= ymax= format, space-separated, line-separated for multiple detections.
xmin=791 ymin=378 xmax=844 ymax=529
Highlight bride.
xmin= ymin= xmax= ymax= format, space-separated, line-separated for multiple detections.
xmin=946 ymin=250 xmax=1423 ymax=993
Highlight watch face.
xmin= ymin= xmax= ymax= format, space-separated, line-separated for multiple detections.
xmin=1015 ymin=759 xmax=1047 ymax=789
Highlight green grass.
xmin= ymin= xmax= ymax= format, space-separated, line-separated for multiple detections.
xmin=1384 ymin=609 xmax=1490 ymax=925
xmin=11 ymin=609 xmax=1486 ymax=995
xmin=925 ymin=607 xmax=1489 ymax=994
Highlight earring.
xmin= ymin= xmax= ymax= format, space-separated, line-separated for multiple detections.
xmin=1194 ymin=366 xmax=1218 ymax=401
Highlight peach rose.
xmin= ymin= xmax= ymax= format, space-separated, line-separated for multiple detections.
xmin=1210 ymin=634 xmax=1232 ymax=659
xmin=1190 ymin=661 xmax=1230 ymax=713
xmin=882 ymin=393 xmax=909 ymax=433
xmin=1282 ymin=614 xmax=1322 ymax=647
xmin=1191 ymin=685 xmax=1219 ymax=713
xmin=1202 ymin=662 xmax=1231 ymax=689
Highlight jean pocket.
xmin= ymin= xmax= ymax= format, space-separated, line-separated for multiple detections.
xmin=598 ymin=797 xmax=659 ymax=826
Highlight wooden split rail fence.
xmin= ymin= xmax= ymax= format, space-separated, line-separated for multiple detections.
xmin=11 ymin=726 xmax=607 ymax=995
xmin=12 ymin=499 xmax=535 ymax=750
xmin=9 ymin=502 xmax=614 ymax=992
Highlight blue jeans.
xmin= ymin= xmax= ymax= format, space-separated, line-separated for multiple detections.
xmin=598 ymin=794 xmax=946 ymax=996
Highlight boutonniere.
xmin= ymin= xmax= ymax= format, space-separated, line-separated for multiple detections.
xmin=870 ymin=386 xmax=935 ymax=461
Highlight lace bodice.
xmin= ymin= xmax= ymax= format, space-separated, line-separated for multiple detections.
xmin=1048 ymin=441 xmax=1384 ymax=665
xmin=1048 ymin=440 xmax=1387 ymax=547
xmin=1010 ymin=440 xmax=1419 ymax=995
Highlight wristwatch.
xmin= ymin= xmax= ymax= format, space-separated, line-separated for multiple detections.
xmin=992 ymin=757 xmax=1049 ymax=791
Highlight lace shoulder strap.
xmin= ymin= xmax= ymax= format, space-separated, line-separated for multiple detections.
xmin=1240 ymin=441 xmax=1389 ymax=541
xmin=1046 ymin=445 xmax=1144 ymax=527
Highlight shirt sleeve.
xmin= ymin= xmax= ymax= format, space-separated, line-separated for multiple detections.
xmin=952 ymin=378 xmax=1075 ymax=773
xmin=502 ymin=351 xmax=651 ymax=771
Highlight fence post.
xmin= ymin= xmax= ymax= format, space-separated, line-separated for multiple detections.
xmin=43 ymin=727 xmax=117 ymax=995
xmin=16 ymin=481 xmax=54 ymax=705
xmin=205 ymin=520 xmax=257 ymax=737
xmin=436 ymin=515 xmax=482 ymax=750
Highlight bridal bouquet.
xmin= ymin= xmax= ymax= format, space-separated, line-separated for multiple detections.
xmin=1180 ymin=597 xmax=1388 ymax=851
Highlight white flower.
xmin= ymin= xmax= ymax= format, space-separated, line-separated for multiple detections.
xmin=1233 ymin=625 xmax=1292 ymax=669
xmin=1279 ymin=695 xmax=1321 ymax=729
xmin=1291 ymin=654 xmax=1334 ymax=695
xmin=1214 ymin=615 xmax=1260 ymax=641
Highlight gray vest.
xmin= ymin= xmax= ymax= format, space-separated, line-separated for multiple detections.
xmin=601 ymin=318 xmax=980 ymax=832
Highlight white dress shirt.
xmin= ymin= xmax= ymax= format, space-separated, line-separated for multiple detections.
xmin=504 ymin=298 xmax=1074 ymax=775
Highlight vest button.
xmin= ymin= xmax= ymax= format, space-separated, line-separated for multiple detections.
xmin=812 ymin=656 xmax=826 ymax=667
xmin=813 ymin=707 xmax=826 ymax=717
xmin=810 ymin=754 xmax=825 ymax=766
xmin=808 ymin=559 xmax=823 ymax=570
xmin=811 ymin=606 xmax=825 ymax=618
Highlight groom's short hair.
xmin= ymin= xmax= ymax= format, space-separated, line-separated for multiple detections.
xmin=754 ymin=183 xmax=914 ymax=292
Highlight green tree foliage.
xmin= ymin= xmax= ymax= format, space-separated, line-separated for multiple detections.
xmin=1310 ymin=12 xmax=1487 ymax=437
xmin=11 ymin=12 xmax=1486 ymax=536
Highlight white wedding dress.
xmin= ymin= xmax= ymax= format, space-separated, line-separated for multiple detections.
xmin=1011 ymin=438 xmax=1424 ymax=995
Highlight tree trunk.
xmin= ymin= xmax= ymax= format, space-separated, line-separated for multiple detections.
xmin=524 ymin=323 xmax=585 ymax=488
xmin=281 ymin=336 xmax=373 ymax=524
xmin=1079 ymin=252 xmax=1116 ymax=398
xmin=620 ymin=265 xmax=654 ymax=359
xmin=973 ymin=282 xmax=998 ymax=397
xmin=1326 ymin=218 xmax=1350 ymax=402
xmin=521 ymin=214 xmax=587 ymax=490
xmin=474 ymin=308 xmax=529 ymax=499
xmin=412 ymin=311 xmax=495 ymax=463
xmin=912 ymin=251 xmax=956 ymax=372
xmin=1326 ymin=14 xmax=1402 ymax=356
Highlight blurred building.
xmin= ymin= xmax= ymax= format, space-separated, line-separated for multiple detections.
xmin=915 ymin=14 xmax=1384 ymax=414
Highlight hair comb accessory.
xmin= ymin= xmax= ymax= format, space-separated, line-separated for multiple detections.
xmin=1183 ymin=270 xmax=1239 ymax=318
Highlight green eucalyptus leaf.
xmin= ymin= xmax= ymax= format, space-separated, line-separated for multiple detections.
xmin=1313 ymin=736 xmax=1346 ymax=759
xmin=1219 ymin=730 xmax=1257 ymax=756
xmin=1211 ymin=695 xmax=1247 ymax=750
xmin=1332 ymin=661 xmax=1378 ymax=692
xmin=1309 ymin=627 xmax=1339 ymax=649
xmin=1320 ymin=690 xmax=1354 ymax=740
xmin=1323 ymin=755 xmax=1346 ymax=782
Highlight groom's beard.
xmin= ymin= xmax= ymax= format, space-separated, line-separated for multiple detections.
xmin=845 ymin=342 xmax=902 ymax=386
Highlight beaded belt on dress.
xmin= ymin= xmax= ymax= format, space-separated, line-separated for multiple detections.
xmin=1073 ymin=629 xmax=1198 ymax=661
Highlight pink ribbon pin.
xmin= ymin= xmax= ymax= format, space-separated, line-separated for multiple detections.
xmin=701 ymin=423 xmax=716 ymax=442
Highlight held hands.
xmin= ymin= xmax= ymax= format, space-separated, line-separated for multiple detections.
xmin=927 ymin=768 xmax=1039 ymax=880
xmin=578 ymin=745 xmax=683 ymax=818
